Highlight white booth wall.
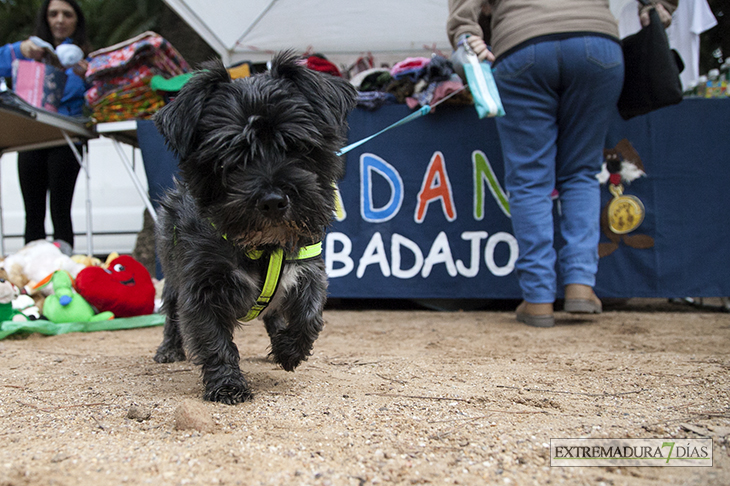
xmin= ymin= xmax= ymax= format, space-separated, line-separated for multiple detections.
xmin=0 ymin=139 xmax=148 ymax=256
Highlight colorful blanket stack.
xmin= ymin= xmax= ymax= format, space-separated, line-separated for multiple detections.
xmin=85 ymin=32 xmax=190 ymax=123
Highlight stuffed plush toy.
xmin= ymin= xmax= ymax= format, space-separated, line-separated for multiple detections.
xmin=0 ymin=278 xmax=28 ymax=322
xmin=75 ymin=255 xmax=155 ymax=318
xmin=1 ymin=240 xmax=86 ymax=296
xmin=35 ymin=271 xmax=114 ymax=323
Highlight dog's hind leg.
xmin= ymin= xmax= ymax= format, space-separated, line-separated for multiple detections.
xmin=154 ymin=289 xmax=186 ymax=363
xmin=154 ymin=318 xmax=187 ymax=362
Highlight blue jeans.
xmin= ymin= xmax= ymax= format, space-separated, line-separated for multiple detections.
xmin=137 ymin=119 xmax=180 ymax=280
xmin=492 ymin=35 xmax=624 ymax=303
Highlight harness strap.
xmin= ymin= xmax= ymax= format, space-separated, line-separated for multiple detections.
xmin=239 ymin=242 xmax=323 ymax=322
xmin=291 ymin=241 xmax=322 ymax=260
xmin=240 ymin=249 xmax=285 ymax=322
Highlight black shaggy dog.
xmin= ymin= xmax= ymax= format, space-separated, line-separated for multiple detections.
xmin=152 ymin=52 xmax=357 ymax=404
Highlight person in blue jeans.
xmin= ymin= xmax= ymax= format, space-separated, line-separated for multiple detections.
xmin=448 ymin=0 xmax=676 ymax=327
xmin=0 ymin=0 xmax=90 ymax=252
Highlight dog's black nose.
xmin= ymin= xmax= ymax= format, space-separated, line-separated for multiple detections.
xmin=257 ymin=193 xmax=289 ymax=218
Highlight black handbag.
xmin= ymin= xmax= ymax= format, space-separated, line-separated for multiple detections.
xmin=617 ymin=0 xmax=685 ymax=120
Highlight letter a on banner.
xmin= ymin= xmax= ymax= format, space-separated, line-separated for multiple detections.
xmin=415 ymin=152 xmax=456 ymax=223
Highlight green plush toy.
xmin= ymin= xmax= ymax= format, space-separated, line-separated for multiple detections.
xmin=0 ymin=278 xmax=27 ymax=322
xmin=36 ymin=271 xmax=114 ymax=323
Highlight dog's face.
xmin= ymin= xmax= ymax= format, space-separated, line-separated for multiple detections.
xmin=154 ymin=52 xmax=357 ymax=251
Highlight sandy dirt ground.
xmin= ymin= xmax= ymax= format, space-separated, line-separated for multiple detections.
xmin=0 ymin=298 xmax=728 ymax=486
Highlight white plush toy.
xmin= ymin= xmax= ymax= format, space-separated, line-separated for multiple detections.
xmin=1 ymin=240 xmax=87 ymax=296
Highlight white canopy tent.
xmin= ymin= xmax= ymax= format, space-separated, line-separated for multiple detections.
xmin=162 ymin=0 xmax=634 ymax=68
xmin=162 ymin=0 xmax=453 ymax=67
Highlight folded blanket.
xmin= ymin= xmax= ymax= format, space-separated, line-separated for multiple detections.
xmin=85 ymin=31 xmax=190 ymax=122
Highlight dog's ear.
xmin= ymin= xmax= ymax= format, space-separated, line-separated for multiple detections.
xmin=269 ymin=51 xmax=358 ymax=130
xmin=153 ymin=59 xmax=232 ymax=159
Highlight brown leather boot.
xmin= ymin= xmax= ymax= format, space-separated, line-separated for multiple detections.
xmin=515 ymin=301 xmax=554 ymax=327
xmin=564 ymin=284 xmax=602 ymax=314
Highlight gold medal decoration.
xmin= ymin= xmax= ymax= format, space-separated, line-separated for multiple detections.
xmin=607 ymin=183 xmax=645 ymax=234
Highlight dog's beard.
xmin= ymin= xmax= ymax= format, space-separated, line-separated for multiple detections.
xmin=211 ymin=199 xmax=326 ymax=251
xmin=231 ymin=220 xmax=316 ymax=250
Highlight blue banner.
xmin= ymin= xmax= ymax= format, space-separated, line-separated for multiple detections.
xmin=326 ymin=99 xmax=730 ymax=299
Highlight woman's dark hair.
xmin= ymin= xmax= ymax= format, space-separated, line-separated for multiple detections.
xmin=33 ymin=0 xmax=91 ymax=54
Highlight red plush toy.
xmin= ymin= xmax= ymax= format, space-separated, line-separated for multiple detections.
xmin=75 ymin=255 xmax=155 ymax=318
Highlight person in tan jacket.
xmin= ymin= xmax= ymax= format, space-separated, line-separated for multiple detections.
xmin=447 ymin=0 xmax=677 ymax=327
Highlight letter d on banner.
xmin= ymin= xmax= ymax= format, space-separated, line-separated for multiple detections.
xmin=360 ymin=154 xmax=403 ymax=223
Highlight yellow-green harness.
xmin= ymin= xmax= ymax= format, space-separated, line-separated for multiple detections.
xmin=174 ymin=221 xmax=322 ymax=322
xmin=239 ymin=242 xmax=323 ymax=322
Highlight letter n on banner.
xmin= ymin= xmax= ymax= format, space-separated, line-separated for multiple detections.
xmin=473 ymin=150 xmax=510 ymax=219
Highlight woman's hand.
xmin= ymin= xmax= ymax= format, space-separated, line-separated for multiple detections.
xmin=72 ymin=59 xmax=88 ymax=78
xmin=640 ymin=3 xmax=672 ymax=28
xmin=467 ymin=35 xmax=495 ymax=63
xmin=19 ymin=39 xmax=45 ymax=61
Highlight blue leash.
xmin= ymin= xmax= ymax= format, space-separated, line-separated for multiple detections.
xmin=337 ymin=105 xmax=431 ymax=156
xmin=337 ymin=86 xmax=466 ymax=157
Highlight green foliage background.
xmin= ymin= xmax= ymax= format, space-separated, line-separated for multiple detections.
xmin=0 ymin=0 xmax=165 ymax=52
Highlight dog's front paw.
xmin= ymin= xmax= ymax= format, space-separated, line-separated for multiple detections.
xmin=274 ymin=354 xmax=306 ymax=372
xmin=204 ymin=381 xmax=253 ymax=405
xmin=154 ymin=345 xmax=186 ymax=363
xmin=270 ymin=334 xmax=310 ymax=372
